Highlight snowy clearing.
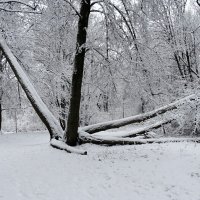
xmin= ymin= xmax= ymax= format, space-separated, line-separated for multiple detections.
xmin=0 ymin=132 xmax=200 ymax=200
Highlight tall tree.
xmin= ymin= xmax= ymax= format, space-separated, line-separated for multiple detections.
xmin=64 ymin=0 xmax=91 ymax=146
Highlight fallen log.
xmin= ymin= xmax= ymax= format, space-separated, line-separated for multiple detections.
xmin=0 ymin=34 xmax=63 ymax=139
xmin=50 ymin=139 xmax=87 ymax=155
xmin=92 ymin=119 xmax=172 ymax=138
xmin=81 ymin=94 xmax=196 ymax=134
xmin=79 ymin=131 xmax=200 ymax=145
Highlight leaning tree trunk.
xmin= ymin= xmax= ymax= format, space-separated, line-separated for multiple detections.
xmin=0 ymin=34 xmax=63 ymax=139
xmin=64 ymin=0 xmax=91 ymax=146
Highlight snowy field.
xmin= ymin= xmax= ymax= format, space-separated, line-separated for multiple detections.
xmin=0 ymin=132 xmax=200 ymax=200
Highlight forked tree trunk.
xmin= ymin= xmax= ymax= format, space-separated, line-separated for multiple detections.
xmin=0 ymin=34 xmax=63 ymax=139
xmin=64 ymin=0 xmax=91 ymax=146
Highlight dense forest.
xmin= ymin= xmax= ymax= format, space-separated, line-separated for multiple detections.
xmin=2 ymin=1 xmax=200 ymax=199
xmin=1 ymin=0 xmax=200 ymax=148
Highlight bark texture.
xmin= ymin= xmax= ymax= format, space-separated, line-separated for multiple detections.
xmin=64 ymin=0 xmax=91 ymax=146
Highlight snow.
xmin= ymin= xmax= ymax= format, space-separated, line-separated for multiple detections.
xmin=81 ymin=94 xmax=196 ymax=133
xmin=0 ymin=34 xmax=63 ymax=138
xmin=92 ymin=120 xmax=168 ymax=138
xmin=80 ymin=130 xmax=200 ymax=145
xmin=1 ymin=132 xmax=200 ymax=200
xmin=50 ymin=139 xmax=87 ymax=155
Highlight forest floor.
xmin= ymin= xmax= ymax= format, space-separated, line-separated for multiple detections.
xmin=0 ymin=132 xmax=200 ymax=200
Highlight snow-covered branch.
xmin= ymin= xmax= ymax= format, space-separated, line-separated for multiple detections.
xmin=0 ymin=34 xmax=63 ymax=139
xmin=0 ymin=1 xmax=37 ymax=9
xmin=50 ymin=139 xmax=87 ymax=155
xmin=0 ymin=8 xmax=41 ymax=14
xmin=81 ymin=94 xmax=196 ymax=134
xmin=92 ymin=119 xmax=172 ymax=138
xmin=80 ymin=131 xmax=200 ymax=145
xmin=0 ymin=0 xmax=41 ymax=14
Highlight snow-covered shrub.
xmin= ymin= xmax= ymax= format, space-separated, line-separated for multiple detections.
xmin=170 ymin=95 xmax=199 ymax=135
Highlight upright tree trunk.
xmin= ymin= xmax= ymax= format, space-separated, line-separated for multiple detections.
xmin=64 ymin=0 xmax=91 ymax=146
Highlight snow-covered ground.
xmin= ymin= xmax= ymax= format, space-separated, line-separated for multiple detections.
xmin=0 ymin=132 xmax=200 ymax=200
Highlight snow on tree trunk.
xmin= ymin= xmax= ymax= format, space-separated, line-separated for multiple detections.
xmin=0 ymin=34 xmax=63 ymax=139
xmin=89 ymin=119 xmax=172 ymax=138
xmin=80 ymin=94 xmax=196 ymax=134
xmin=64 ymin=0 xmax=91 ymax=146
xmin=79 ymin=130 xmax=200 ymax=145
xmin=50 ymin=139 xmax=87 ymax=155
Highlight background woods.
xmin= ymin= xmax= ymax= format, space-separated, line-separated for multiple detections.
xmin=1 ymin=0 xmax=200 ymax=139
xmin=2 ymin=1 xmax=200 ymax=199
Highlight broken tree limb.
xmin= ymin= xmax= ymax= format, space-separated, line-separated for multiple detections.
xmin=79 ymin=131 xmax=200 ymax=145
xmin=80 ymin=94 xmax=196 ymax=134
xmin=92 ymin=119 xmax=172 ymax=138
xmin=50 ymin=139 xmax=87 ymax=155
xmin=0 ymin=34 xmax=63 ymax=139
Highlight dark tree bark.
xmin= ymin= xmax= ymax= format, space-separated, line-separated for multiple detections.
xmin=174 ymin=52 xmax=184 ymax=78
xmin=186 ymin=50 xmax=193 ymax=81
xmin=64 ymin=0 xmax=91 ymax=146
xmin=56 ymin=97 xmax=68 ymax=130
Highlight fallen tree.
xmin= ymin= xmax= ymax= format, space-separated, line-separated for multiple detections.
xmin=50 ymin=139 xmax=87 ymax=155
xmin=91 ymin=119 xmax=172 ymax=138
xmin=79 ymin=131 xmax=200 ymax=145
xmin=0 ymin=35 xmax=198 ymax=154
xmin=81 ymin=94 xmax=196 ymax=134
xmin=0 ymin=34 xmax=90 ymax=155
xmin=0 ymin=34 xmax=63 ymax=139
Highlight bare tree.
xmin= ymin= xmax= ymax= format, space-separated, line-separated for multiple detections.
xmin=64 ymin=0 xmax=91 ymax=146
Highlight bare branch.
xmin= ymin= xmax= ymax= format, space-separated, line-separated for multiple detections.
xmin=63 ymin=0 xmax=81 ymax=18
xmin=0 ymin=0 xmax=37 ymax=10
xmin=0 ymin=0 xmax=41 ymax=14
xmin=0 ymin=7 xmax=41 ymax=14
xmin=80 ymin=131 xmax=200 ymax=146
xmin=90 ymin=0 xmax=103 ymax=8
xmin=90 ymin=9 xmax=103 ymax=14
